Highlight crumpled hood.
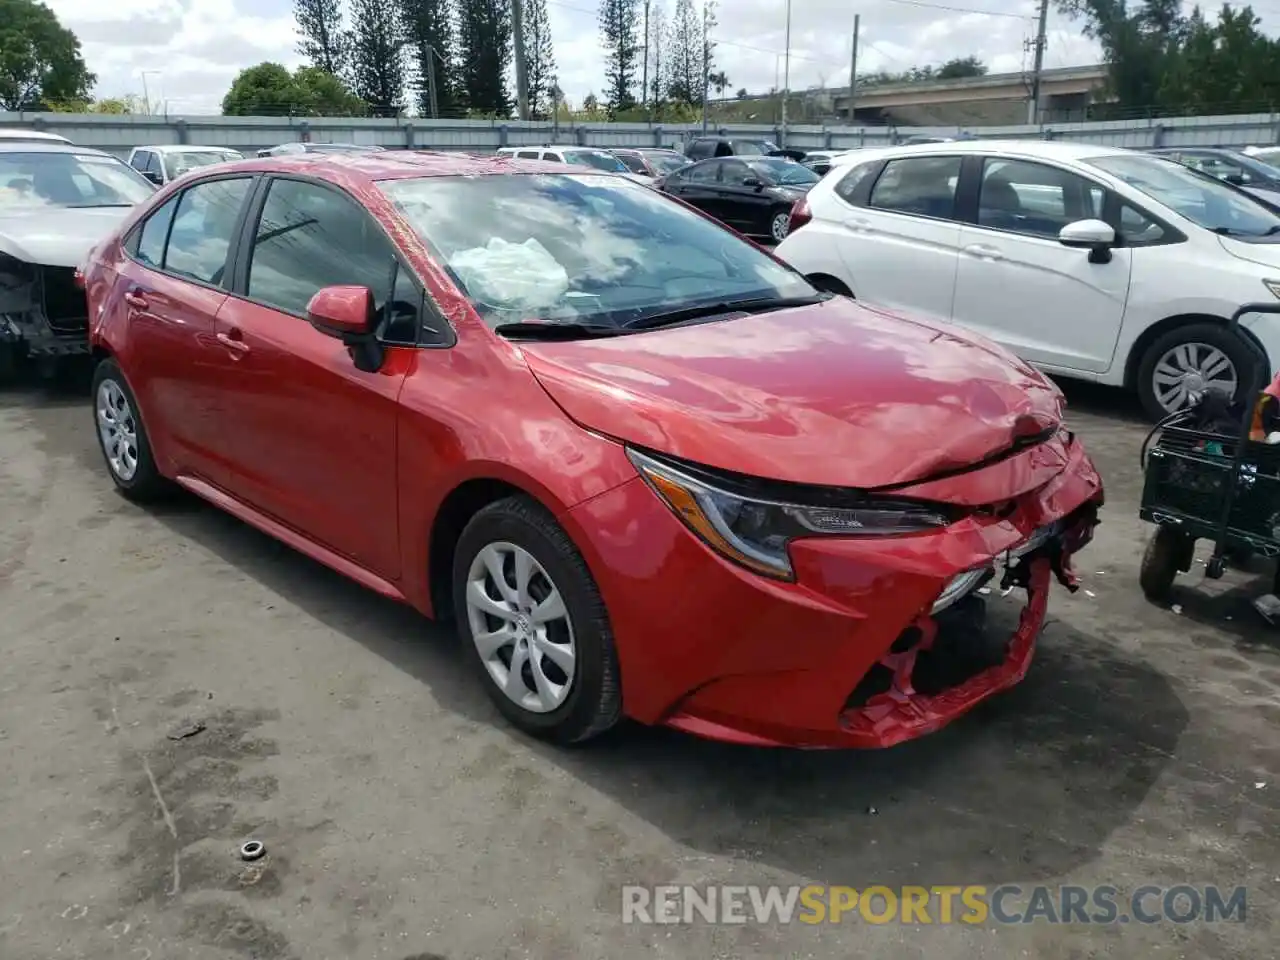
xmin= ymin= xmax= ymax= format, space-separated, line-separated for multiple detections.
xmin=0 ymin=206 xmax=134 ymax=267
xmin=521 ymin=297 xmax=1064 ymax=489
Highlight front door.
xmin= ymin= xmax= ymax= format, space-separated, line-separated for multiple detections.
xmin=949 ymin=157 xmax=1131 ymax=374
xmin=210 ymin=176 xmax=419 ymax=579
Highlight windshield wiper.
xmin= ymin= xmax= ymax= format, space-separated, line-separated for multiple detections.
xmin=624 ymin=294 xmax=831 ymax=331
xmin=1212 ymin=225 xmax=1280 ymax=238
xmin=493 ymin=321 xmax=626 ymax=340
xmin=67 ymin=203 xmax=133 ymax=208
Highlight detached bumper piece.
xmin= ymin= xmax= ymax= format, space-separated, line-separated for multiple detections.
xmin=838 ymin=505 xmax=1098 ymax=749
xmin=1 ymin=265 xmax=89 ymax=356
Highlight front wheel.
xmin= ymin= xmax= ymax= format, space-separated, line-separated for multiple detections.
xmin=768 ymin=210 xmax=791 ymax=243
xmin=453 ymin=496 xmax=622 ymax=744
xmin=1136 ymin=323 xmax=1256 ymax=421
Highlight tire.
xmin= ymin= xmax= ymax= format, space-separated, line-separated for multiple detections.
xmin=1139 ymin=526 xmax=1193 ymax=602
xmin=452 ymin=495 xmax=622 ymax=744
xmin=806 ymin=273 xmax=853 ymax=297
xmin=768 ymin=209 xmax=791 ymax=243
xmin=1135 ymin=322 xmax=1259 ymax=422
xmin=91 ymin=359 xmax=172 ymax=502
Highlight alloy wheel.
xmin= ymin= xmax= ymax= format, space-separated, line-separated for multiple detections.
xmin=465 ymin=541 xmax=576 ymax=714
xmin=1151 ymin=342 xmax=1238 ymax=413
xmin=770 ymin=212 xmax=791 ymax=242
xmin=97 ymin=379 xmax=139 ymax=481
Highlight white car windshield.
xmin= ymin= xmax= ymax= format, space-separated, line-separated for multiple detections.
xmin=379 ymin=172 xmax=814 ymax=329
xmin=163 ymin=150 xmax=241 ymax=179
xmin=1089 ymin=154 xmax=1280 ymax=238
xmin=561 ymin=150 xmax=629 ymax=173
xmin=0 ymin=151 xmax=154 ymax=209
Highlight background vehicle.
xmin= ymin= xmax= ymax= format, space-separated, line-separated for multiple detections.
xmin=495 ymin=145 xmax=650 ymax=183
xmin=81 ymin=151 xmax=1102 ymax=750
xmin=127 ymin=145 xmax=244 ymax=186
xmin=1148 ymin=146 xmax=1280 ymax=202
xmin=256 ymin=142 xmax=386 ymax=157
xmin=1244 ymin=144 xmax=1280 ymax=166
xmin=801 ymin=150 xmax=850 ymax=177
xmin=0 ymin=141 xmax=154 ymax=381
xmin=609 ymin=148 xmax=690 ymax=178
xmin=660 ymin=155 xmax=820 ymax=242
xmin=0 ymin=129 xmax=73 ymax=144
xmin=776 ymin=140 xmax=1280 ymax=420
xmin=683 ymin=135 xmax=806 ymax=162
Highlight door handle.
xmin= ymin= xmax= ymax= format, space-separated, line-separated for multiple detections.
xmin=216 ymin=331 xmax=250 ymax=355
xmin=963 ymin=243 xmax=1003 ymax=261
xmin=123 ymin=290 xmax=148 ymax=309
xmin=845 ymin=217 xmax=872 ymax=231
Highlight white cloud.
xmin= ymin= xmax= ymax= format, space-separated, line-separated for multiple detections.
xmin=47 ymin=0 xmax=1106 ymax=114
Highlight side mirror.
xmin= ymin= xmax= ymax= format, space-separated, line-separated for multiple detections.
xmin=142 ymin=170 xmax=164 ymax=185
xmin=307 ymin=285 xmax=383 ymax=372
xmin=1058 ymin=219 xmax=1116 ymax=264
xmin=1225 ymin=173 xmax=1247 ymax=186
xmin=742 ymin=176 xmax=765 ymax=188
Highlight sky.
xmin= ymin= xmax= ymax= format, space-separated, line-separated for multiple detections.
xmin=43 ymin=0 xmax=1114 ymax=115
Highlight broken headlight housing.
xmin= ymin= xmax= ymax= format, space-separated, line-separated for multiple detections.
xmin=627 ymin=448 xmax=956 ymax=580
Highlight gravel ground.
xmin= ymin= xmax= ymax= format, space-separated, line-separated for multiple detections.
xmin=0 ymin=372 xmax=1276 ymax=960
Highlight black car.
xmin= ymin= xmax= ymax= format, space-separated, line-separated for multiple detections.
xmin=684 ymin=135 xmax=806 ymax=162
xmin=659 ymin=155 xmax=820 ymax=242
xmin=1148 ymin=147 xmax=1280 ymax=200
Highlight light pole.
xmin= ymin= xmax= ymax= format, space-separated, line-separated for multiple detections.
xmin=140 ymin=71 xmax=161 ymax=116
xmin=780 ymin=0 xmax=791 ymax=147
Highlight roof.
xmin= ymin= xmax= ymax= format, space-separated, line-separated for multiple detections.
xmin=203 ymin=149 xmax=621 ymax=182
xmin=132 ymin=144 xmax=241 ymax=154
xmin=829 ymin=138 xmax=1130 ymax=168
xmin=0 ymin=141 xmax=113 ymax=157
xmin=0 ymin=128 xmax=71 ymax=143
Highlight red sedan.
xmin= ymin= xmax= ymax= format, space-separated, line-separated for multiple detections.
xmin=81 ymin=151 xmax=1103 ymax=749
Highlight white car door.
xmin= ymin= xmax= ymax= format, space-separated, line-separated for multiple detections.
xmin=835 ymin=154 xmax=964 ymax=326
xmin=949 ymin=157 xmax=1132 ymax=374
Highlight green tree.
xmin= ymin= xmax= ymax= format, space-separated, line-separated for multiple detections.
xmin=665 ymin=0 xmax=699 ymax=104
xmin=457 ymin=0 xmax=513 ymax=116
xmin=0 ymin=0 xmax=95 ymax=111
xmin=936 ymin=55 xmax=986 ymax=79
xmin=221 ymin=62 xmax=367 ymax=116
xmin=523 ymin=0 xmax=557 ymax=118
xmin=599 ymin=0 xmax=641 ymax=113
xmin=403 ymin=0 xmax=462 ymax=118
xmin=350 ymin=0 xmax=407 ymax=113
xmin=294 ymin=0 xmax=348 ymax=78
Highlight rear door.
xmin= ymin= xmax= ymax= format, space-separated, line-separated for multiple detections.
xmin=113 ymin=175 xmax=255 ymax=480
xmin=949 ymin=156 xmax=1131 ymax=373
xmin=210 ymin=175 xmax=420 ymax=578
xmin=836 ymin=154 xmax=964 ymax=325
xmin=665 ymin=160 xmax=725 ymax=221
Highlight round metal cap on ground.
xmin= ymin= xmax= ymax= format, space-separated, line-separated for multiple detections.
xmin=239 ymin=840 xmax=266 ymax=861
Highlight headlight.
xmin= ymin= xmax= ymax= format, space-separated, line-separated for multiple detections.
xmin=627 ymin=448 xmax=955 ymax=579
xmin=1265 ymin=279 xmax=1280 ymax=300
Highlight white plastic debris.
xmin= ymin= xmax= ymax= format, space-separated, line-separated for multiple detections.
xmin=1257 ymin=782 xmax=1267 ymax=790
xmin=978 ymin=587 xmax=992 ymax=595
xmin=1084 ymin=589 xmax=1096 ymax=598
xmin=1171 ymin=604 xmax=1183 ymax=615
xmin=451 ymin=237 xmax=569 ymax=309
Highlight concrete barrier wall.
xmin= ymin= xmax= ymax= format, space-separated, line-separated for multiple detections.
xmin=2 ymin=110 xmax=1277 ymax=158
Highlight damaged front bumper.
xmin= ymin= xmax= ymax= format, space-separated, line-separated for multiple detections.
xmin=1 ymin=257 xmax=90 ymax=357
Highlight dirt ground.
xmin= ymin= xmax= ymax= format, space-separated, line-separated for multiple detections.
xmin=0 ymin=372 xmax=1276 ymax=960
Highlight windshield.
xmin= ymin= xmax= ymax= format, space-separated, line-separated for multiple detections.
xmin=731 ymin=140 xmax=779 ymax=156
xmin=646 ymin=152 xmax=690 ymax=174
xmin=747 ymin=157 xmax=820 ymax=186
xmin=380 ymin=173 xmax=814 ymax=330
xmin=1089 ymin=154 xmax=1280 ymax=237
xmin=0 ymin=151 xmax=154 ymax=209
xmin=163 ymin=150 xmax=241 ymax=179
xmin=562 ymin=150 xmax=629 ymax=173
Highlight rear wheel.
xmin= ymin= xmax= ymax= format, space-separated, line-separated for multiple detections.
xmin=769 ymin=210 xmax=791 ymax=243
xmin=1139 ymin=526 xmax=1194 ymax=602
xmin=1136 ymin=323 xmax=1256 ymax=421
xmin=453 ymin=496 xmax=622 ymax=744
xmin=92 ymin=359 xmax=172 ymax=502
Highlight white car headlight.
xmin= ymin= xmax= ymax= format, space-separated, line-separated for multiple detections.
xmin=1264 ymin=279 xmax=1280 ymax=300
xmin=627 ymin=448 xmax=956 ymax=580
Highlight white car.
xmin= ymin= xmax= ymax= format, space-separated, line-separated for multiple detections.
xmin=127 ymin=145 xmax=244 ymax=186
xmin=496 ymin=145 xmax=651 ymax=184
xmin=0 ymin=128 xmax=72 ymax=144
xmin=776 ymin=139 xmax=1280 ymax=419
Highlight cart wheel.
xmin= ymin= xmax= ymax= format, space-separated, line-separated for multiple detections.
xmin=1140 ymin=527 xmax=1192 ymax=602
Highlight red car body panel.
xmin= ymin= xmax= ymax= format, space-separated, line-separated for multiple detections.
xmin=84 ymin=151 xmax=1105 ymax=750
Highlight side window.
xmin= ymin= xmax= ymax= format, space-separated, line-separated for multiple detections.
xmin=617 ymin=153 xmax=647 ymax=174
xmin=687 ymin=139 xmax=711 ymax=159
xmin=687 ymin=161 xmax=720 ymax=183
xmin=245 ymin=178 xmax=423 ymax=344
xmin=543 ymin=151 xmax=562 ymax=162
xmin=134 ymin=195 xmax=179 ymax=268
xmin=721 ymin=160 xmax=750 ymax=184
xmin=163 ymin=177 xmax=251 ymax=285
xmin=1115 ymin=202 xmax=1168 ymax=246
xmin=516 ymin=150 xmax=539 ymax=159
xmin=976 ymin=158 xmax=1101 ymax=238
xmin=869 ymin=156 xmax=963 ymax=220
xmin=130 ymin=150 xmax=149 ymax=172
xmin=833 ymin=161 xmax=880 ymax=205
xmin=144 ymin=153 xmax=162 ymax=176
